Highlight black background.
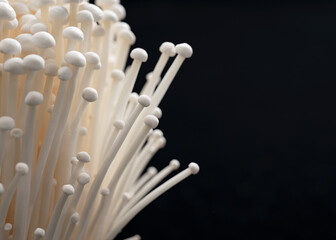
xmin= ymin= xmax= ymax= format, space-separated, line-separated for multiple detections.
xmin=103 ymin=0 xmax=336 ymax=239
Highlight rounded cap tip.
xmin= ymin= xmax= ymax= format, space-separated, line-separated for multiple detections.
xmin=4 ymin=223 xmax=12 ymax=231
xmin=118 ymin=29 xmax=135 ymax=44
xmin=111 ymin=69 xmax=124 ymax=81
xmin=169 ymin=159 xmax=180 ymax=170
xmin=82 ymin=87 xmax=98 ymax=102
xmin=0 ymin=183 xmax=3 ymax=194
xmin=138 ymin=95 xmax=151 ymax=107
xmin=62 ymin=184 xmax=75 ymax=195
xmin=49 ymin=6 xmax=68 ymax=24
xmin=152 ymin=107 xmax=162 ymax=119
xmin=10 ymin=128 xmax=23 ymax=138
xmin=77 ymin=172 xmax=90 ymax=185
xmin=188 ymin=162 xmax=200 ymax=174
xmin=65 ymin=51 xmax=86 ymax=67
xmin=100 ymin=187 xmax=110 ymax=196
xmin=16 ymin=162 xmax=29 ymax=175
xmin=175 ymin=43 xmax=193 ymax=58
xmin=0 ymin=116 xmax=15 ymax=131
xmin=76 ymin=10 xmax=94 ymax=23
xmin=79 ymin=3 xmax=104 ymax=22
xmin=144 ymin=115 xmax=159 ymax=129
xmin=34 ymin=228 xmax=45 ymax=237
xmin=130 ymin=48 xmax=148 ymax=62
xmin=4 ymin=57 xmax=25 ymax=74
xmin=44 ymin=59 xmax=58 ymax=76
xmin=23 ymin=54 xmax=45 ymax=71
xmin=0 ymin=3 xmax=16 ymax=21
xmin=79 ymin=126 xmax=88 ymax=135
xmin=84 ymin=52 xmax=100 ymax=65
xmin=113 ymin=120 xmax=125 ymax=130
xmin=70 ymin=157 xmax=78 ymax=165
xmin=25 ymin=91 xmax=43 ymax=106
xmin=32 ymin=32 xmax=56 ymax=49
xmin=71 ymin=212 xmax=80 ymax=223
xmin=76 ymin=151 xmax=90 ymax=163
xmin=62 ymin=26 xmax=84 ymax=41
xmin=102 ymin=10 xmax=118 ymax=23
xmin=58 ymin=66 xmax=72 ymax=81
xmin=147 ymin=166 xmax=157 ymax=176
xmin=4 ymin=19 xmax=18 ymax=30
xmin=160 ymin=42 xmax=176 ymax=57
xmin=30 ymin=22 xmax=48 ymax=34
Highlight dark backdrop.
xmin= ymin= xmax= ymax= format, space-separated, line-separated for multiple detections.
xmin=101 ymin=1 xmax=336 ymax=239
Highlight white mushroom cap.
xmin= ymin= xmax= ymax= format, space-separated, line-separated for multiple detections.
xmin=23 ymin=54 xmax=45 ymax=71
xmin=108 ymin=3 xmax=125 ymax=20
xmin=70 ymin=212 xmax=80 ymax=223
xmin=117 ymin=29 xmax=135 ymax=45
xmin=175 ymin=43 xmax=193 ymax=58
xmin=24 ymin=91 xmax=43 ymax=106
xmin=130 ymin=48 xmax=148 ymax=62
xmin=76 ymin=10 xmax=94 ymax=23
xmin=0 ymin=2 xmax=16 ymax=21
xmin=79 ymin=3 xmax=103 ymax=22
xmin=16 ymin=33 xmax=37 ymax=53
xmin=188 ymin=162 xmax=200 ymax=174
xmin=4 ymin=18 xmax=18 ymax=30
xmin=112 ymin=21 xmax=130 ymax=35
xmin=81 ymin=87 xmax=98 ymax=102
xmin=19 ymin=14 xmax=36 ymax=27
xmin=77 ymin=172 xmax=90 ymax=185
xmin=64 ymin=51 xmax=86 ymax=67
xmin=0 ymin=38 xmax=21 ymax=55
xmin=32 ymin=31 xmax=56 ymax=49
xmin=15 ymin=162 xmax=29 ymax=175
xmin=84 ymin=52 xmax=100 ymax=65
xmin=63 ymin=0 xmax=82 ymax=3
xmin=44 ymin=48 xmax=56 ymax=59
xmin=11 ymin=2 xmax=30 ymax=16
xmin=111 ymin=69 xmax=124 ymax=81
xmin=62 ymin=26 xmax=84 ymax=42
xmin=160 ymin=42 xmax=176 ymax=57
xmin=138 ymin=95 xmax=151 ymax=107
xmin=144 ymin=115 xmax=159 ymax=129
xmin=34 ymin=228 xmax=45 ymax=238
xmin=4 ymin=57 xmax=25 ymax=74
xmin=0 ymin=116 xmax=15 ymax=131
xmin=76 ymin=151 xmax=90 ymax=163
xmin=35 ymin=0 xmax=56 ymax=7
xmin=30 ymin=22 xmax=48 ymax=33
xmin=96 ymin=0 xmax=119 ymax=8
xmin=49 ymin=6 xmax=68 ymax=25
xmin=58 ymin=66 xmax=72 ymax=81
xmin=62 ymin=184 xmax=75 ymax=196
xmin=44 ymin=59 xmax=58 ymax=76
xmin=101 ymin=10 xmax=118 ymax=23
xmin=10 ymin=128 xmax=23 ymax=138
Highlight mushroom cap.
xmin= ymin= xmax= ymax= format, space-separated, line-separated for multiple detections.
xmin=63 ymin=0 xmax=82 ymax=3
xmin=111 ymin=69 xmax=124 ymax=81
xmin=10 ymin=128 xmax=23 ymax=138
xmin=96 ymin=0 xmax=119 ymax=7
xmin=79 ymin=3 xmax=103 ymax=22
xmin=0 ymin=38 xmax=21 ymax=55
xmin=35 ymin=0 xmax=56 ymax=7
xmin=188 ymin=162 xmax=200 ymax=174
xmin=160 ymin=42 xmax=176 ymax=57
xmin=138 ymin=95 xmax=151 ymax=107
xmin=82 ymin=87 xmax=98 ymax=102
xmin=32 ymin=31 xmax=56 ymax=49
xmin=23 ymin=54 xmax=45 ymax=71
xmin=77 ymin=172 xmax=90 ymax=185
xmin=108 ymin=3 xmax=126 ymax=20
xmin=117 ymin=29 xmax=135 ymax=45
xmin=44 ymin=59 xmax=58 ymax=76
xmin=101 ymin=10 xmax=118 ymax=23
xmin=0 ymin=2 xmax=16 ymax=21
xmin=64 ymin=51 xmax=86 ymax=67
xmin=76 ymin=151 xmax=90 ymax=163
xmin=112 ymin=21 xmax=130 ymax=35
xmin=4 ymin=57 xmax=25 ymax=74
xmin=30 ymin=22 xmax=48 ymax=33
xmin=0 ymin=116 xmax=15 ymax=131
xmin=34 ymin=228 xmax=45 ymax=237
xmin=70 ymin=213 xmax=80 ymax=223
xmin=19 ymin=14 xmax=36 ymax=27
xmin=58 ymin=66 xmax=72 ymax=81
xmin=144 ymin=115 xmax=159 ymax=129
xmin=84 ymin=52 xmax=100 ymax=65
xmin=49 ymin=6 xmax=68 ymax=24
xmin=62 ymin=26 xmax=84 ymax=42
xmin=130 ymin=48 xmax=148 ymax=62
xmin=25 ymin=91 xmax=43 ymax=106
xmin=76 ymin=10 xmax=93 ymax=23
xmin=62 ymin=184 xmax=75 ymax=195
xmin=16 ymin=162 xmax=29 ymax=175
xmin=175 ymin=43 xmax=193 ymax=58
xmin=16 ymin=33 xmax=37 ymax=53
xmin=12 ymin=2 xmax=30 ymax=16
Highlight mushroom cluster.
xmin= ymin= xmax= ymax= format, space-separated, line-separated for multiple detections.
xmin=0 ymin=0 xmax=198 ymax=239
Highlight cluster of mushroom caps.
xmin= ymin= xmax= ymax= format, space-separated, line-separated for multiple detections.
xmin=0 ymin=0 xmax=199 ymax=239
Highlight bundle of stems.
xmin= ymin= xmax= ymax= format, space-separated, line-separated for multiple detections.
xmin=0 ymin=0 xmax=199 ymax=239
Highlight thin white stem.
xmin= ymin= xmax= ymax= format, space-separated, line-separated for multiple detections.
xmin=63 ymin=213 xmax=79 ymax=240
